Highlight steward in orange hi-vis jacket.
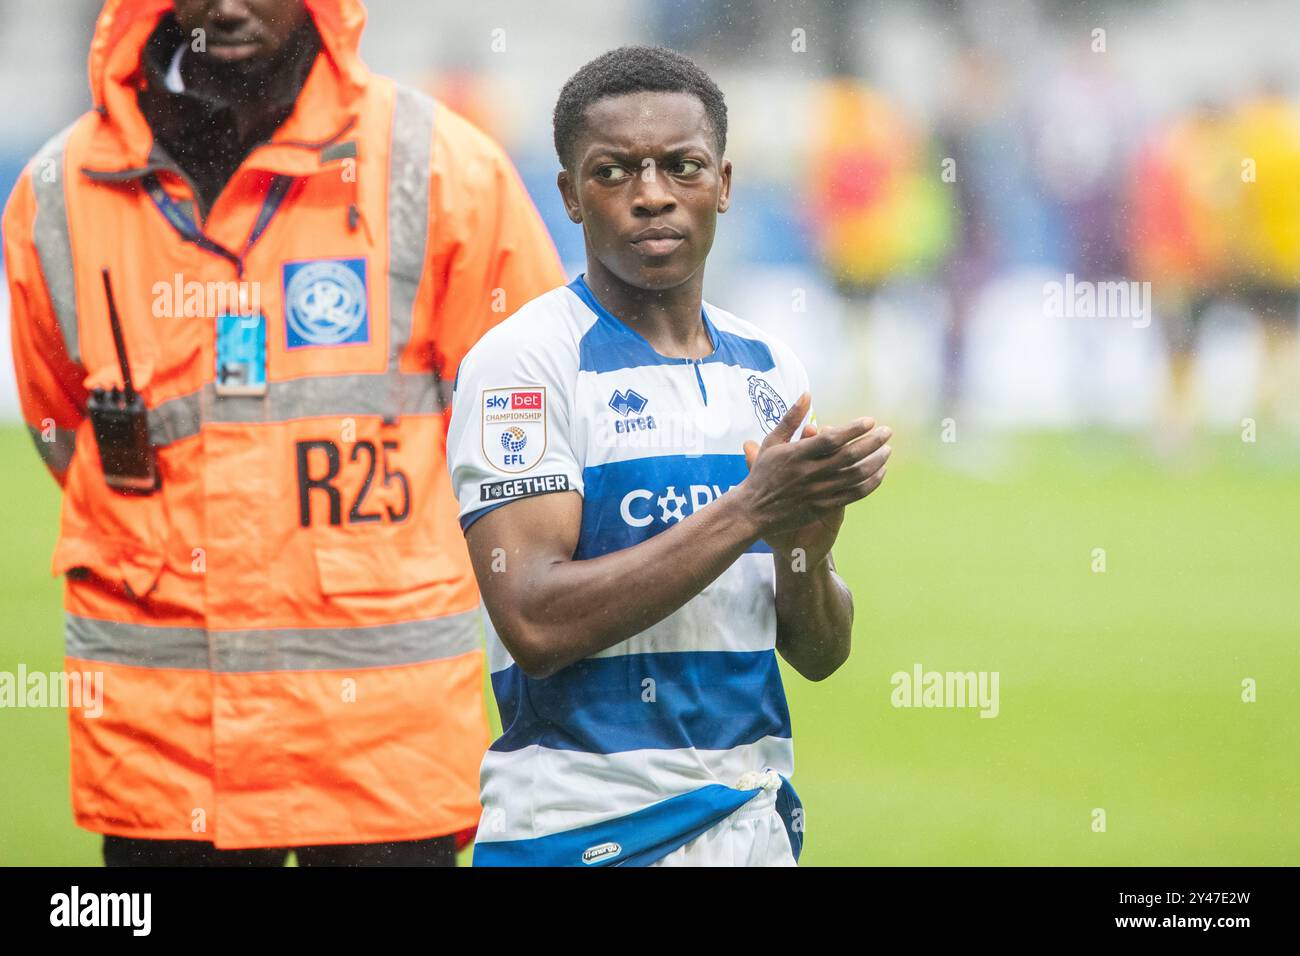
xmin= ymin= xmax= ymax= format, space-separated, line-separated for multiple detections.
xmin=3 ymin=0 xmax=564 ymax=864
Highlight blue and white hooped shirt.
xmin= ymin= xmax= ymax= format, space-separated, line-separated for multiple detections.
xmin=447 ymin=275 xmax=812 ymax=866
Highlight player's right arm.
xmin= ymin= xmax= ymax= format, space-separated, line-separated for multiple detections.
xmin=465 ymin=474 xmax=761 ymax=678
xmin=450 ymin=327 xmax=887 ymax=678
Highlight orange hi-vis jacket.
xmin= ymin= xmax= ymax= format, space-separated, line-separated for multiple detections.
xmin=3 ymin=0 xmax=564 ymax=848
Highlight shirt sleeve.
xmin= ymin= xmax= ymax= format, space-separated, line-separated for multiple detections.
xmin=446 ymin=321 xmax=583 ymax=533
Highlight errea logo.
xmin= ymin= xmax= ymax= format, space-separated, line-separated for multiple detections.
xmin=608 ymin=388 xmax=648 ymax=417
xmin=581 ymin=841 xmax=622 ymax=865
xmin=608 ymin=388 xmax=656 ymax=435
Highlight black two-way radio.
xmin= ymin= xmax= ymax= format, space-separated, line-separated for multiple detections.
xmin=87 ymin=268 xmax=160 ymax=494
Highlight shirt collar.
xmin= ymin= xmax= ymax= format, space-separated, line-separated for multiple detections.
xmin=569 ymin=274 xmax=720 ymax=362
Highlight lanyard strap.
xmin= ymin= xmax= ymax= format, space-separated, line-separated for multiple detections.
xmin=141 ymin=172 xmax=294 ymax=278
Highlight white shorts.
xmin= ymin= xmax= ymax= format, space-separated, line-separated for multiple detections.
xmin=649 ymin=787 xmax=798 ymax=867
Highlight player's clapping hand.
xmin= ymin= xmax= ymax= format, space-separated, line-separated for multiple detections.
xmin=740 ymin=393 xmax=891 ymax=564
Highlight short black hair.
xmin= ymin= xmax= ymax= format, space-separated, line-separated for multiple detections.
xmin=553 ymin=45 xmax=728 ymax=170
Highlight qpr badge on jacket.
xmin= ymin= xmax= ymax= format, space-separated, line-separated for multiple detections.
xmin=482 ymin=386 xmax=547 ymax=472
xmin=282 ymin=257 xmax=370 ymax=348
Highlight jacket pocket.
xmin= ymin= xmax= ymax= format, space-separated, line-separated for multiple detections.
xmin=51 ymin=426 xmax=167 ymax=599
xmin=312 ymin=536 xmax=462 ymax=597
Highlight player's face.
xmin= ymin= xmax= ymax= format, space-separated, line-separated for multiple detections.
xmin=559 ymin=91 xmax=732 ymax=292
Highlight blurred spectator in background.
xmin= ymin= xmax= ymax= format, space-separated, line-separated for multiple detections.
xmin=808 ymin=80 xmax=954 ymax=296
xmin=1129 ymin=99 xmax=1238 ymax=445
xmin=1233 ymin=81 xmax=1300 ymax=427
xmin=1131 ymin=83 xmax=1300 ymax=447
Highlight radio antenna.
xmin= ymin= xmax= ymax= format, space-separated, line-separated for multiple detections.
xmin=100 ymin=268 xmax=136 ymax=403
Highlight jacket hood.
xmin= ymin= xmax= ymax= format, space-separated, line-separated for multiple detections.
xmin=83 ymin=0 xmax=369 ymax=172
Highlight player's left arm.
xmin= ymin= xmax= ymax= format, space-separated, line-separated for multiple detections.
xmin=760 ymin=415 xmax=889 ymax=680
xmin=773 ymin=540 xmax=856 ymax=682
xmin=745 ymin=350 xmax=892 ymax=680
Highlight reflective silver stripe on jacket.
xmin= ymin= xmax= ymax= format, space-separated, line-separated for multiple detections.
xmin=29 ymin=125 xmax=80 ymax=364
xmin=65 ymin=609 xmax=482 ymax=672
xmin=387 ymin=83 xmax=435 ymax=375
xmin=26 ymin=423 xmax=77 ymax=475
xmin=146 ymin=370 xmax=441 ymax=446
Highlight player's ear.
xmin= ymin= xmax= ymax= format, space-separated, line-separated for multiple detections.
xmin=556 ymin=169 xmax=582 ymax=223
xmin=717 ymin=158 xmax=732 ymax=214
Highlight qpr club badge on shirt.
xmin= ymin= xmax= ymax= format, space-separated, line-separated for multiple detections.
xmin=747 ymin=374 xmax=787 ymax=433
xmin=481 ymin=386 xmax=547 ymax=473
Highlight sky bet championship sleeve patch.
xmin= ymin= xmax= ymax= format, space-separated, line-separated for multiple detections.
xmin=481 ymin=386 xmax=548 ymax=473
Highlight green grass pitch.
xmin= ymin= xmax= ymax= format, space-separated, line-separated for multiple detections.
xmin=0 ymin=424 xmax=1295 ymax=865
